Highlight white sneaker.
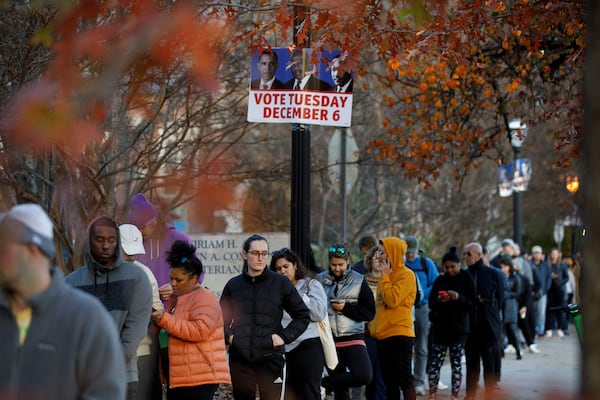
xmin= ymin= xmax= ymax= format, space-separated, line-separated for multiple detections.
xmin=415 ymin=385 xmax=427 ymax=395
xmin=557 ymin=329 xmax=565 ymax=338
xmin=461 ymin=354 xmax=466 ymax=364
xmin=437 ymin=381 xmax=449 ymax=390
xmin=528 ymin=343 xmax=541 ymax=353
xmin=545 ymin=330 xmax=553 ymax=337
xmin=505 ymin=344 xmax=516 ymax=354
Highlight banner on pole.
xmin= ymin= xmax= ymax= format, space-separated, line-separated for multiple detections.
xmin=247 ymin=48 xmax=353 ymax=127
xmin=498 ymin=158 xmax=532 ymax=197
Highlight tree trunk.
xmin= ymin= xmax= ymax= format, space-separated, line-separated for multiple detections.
xmin=582 ymin=1 xmax=600 ymax=397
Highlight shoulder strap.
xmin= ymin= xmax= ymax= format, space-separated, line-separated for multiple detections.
xmin=420 ymin=255 xmax=429 ymax=275
xmin=302 ymin=277 xmax=312 ymax=293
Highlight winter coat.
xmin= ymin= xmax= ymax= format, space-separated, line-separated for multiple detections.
xmin=156 ymin=284 xmax=230 ymax=388
xmin=466 ymin=260 xmax=505 ymax=342
xmin=503 ymin=272 xmax=522 ymax=324
xmin=429 ymin=270 xmax=476 ymax=345
xmin=220 ymin=267 xmax=310 ymax=363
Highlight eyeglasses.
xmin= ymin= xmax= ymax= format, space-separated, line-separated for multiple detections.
xmin=247 ymin=250 xmax=269 ymax=258
xmin=272 ymin=247 xmax=290 ymax=257
xmin=328 ymin=246 xmax=347 ymax=256
xmin=463 ymin=251 xmax=472 ymax=257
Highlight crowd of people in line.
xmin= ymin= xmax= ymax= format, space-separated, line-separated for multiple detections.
xmin=0 ymin=199 xmax=581 ymax=400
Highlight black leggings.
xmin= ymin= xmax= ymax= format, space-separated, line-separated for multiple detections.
xmin=325 ymin=343 xmax=372 ymax=400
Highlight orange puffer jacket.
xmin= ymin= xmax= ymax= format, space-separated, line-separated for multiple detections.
xmin=158 ymin=285 xmax=231 ymax=388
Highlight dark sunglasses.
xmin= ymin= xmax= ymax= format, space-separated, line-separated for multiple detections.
xmin=272 ymin=247 xmax=291 ymax=257
xmin=463 ymin=251 xmax=472 ymax=257
xmin=328 ymin=246 xmax=347 ymax=256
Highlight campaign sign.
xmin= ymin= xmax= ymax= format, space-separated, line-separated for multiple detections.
xmin=247 ymin=48 xmax=353 ymax=127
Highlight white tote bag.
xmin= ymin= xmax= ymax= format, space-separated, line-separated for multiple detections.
xmin=317 ymin=316 xmax=339 ymax=370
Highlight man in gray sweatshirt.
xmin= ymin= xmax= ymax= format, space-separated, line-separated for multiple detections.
xmin=66 ymin=215 xmax=152 ymax=400
xmin=0 ymin=204 xmax=127 ymax=399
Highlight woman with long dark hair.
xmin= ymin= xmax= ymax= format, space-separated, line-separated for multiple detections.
xmin=270 ymin=247 xmax=327 ymax=400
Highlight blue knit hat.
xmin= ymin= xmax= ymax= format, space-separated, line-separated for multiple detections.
xmin=127 ymin=193 xmax=157 ymax=229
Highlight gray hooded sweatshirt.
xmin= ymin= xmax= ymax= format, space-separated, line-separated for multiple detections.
xmin=65 ymin=215 xmax=152 ymax=383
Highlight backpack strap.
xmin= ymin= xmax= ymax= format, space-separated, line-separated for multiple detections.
xmin=420 ymin=255 xmax=429 ymax=276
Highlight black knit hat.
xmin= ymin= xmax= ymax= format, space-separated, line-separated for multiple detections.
xmin=442 ymin=246 xmax=460 ymax=264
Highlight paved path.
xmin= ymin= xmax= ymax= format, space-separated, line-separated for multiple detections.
xmin=432 ymin=327 xmax=581 ymax=400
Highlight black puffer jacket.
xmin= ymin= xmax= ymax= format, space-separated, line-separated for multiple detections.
xmin=220 ymin=268 xmax=310 ymax=362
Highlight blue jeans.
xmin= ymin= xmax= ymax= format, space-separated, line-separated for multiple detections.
xmin=365 ymin=335 xmax=387 ymax=400
xmin=533 ymin=294 xmax=547 ymax=336
xmin=413 ymin=304 xmax=430 ymax=387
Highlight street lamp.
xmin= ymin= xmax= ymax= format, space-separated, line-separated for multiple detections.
xmin=508 ymin=118 xmax=528 ymax=247
xmin=565 ymin=175 xmax=580 ymax=254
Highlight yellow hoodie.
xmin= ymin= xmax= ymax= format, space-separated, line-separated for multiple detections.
xmin=368 ymin=237 xmax=416 ymax=340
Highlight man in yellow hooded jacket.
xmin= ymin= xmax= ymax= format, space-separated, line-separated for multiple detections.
xmin=368 ymin=236 xmax=417 ymax=400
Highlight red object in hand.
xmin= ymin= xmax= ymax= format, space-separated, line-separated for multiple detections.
xmin=438 ymin=290 xmax=448 ymax=296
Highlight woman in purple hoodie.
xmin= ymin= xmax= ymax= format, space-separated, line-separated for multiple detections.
xmin=128 ymin=193 xmax=193 ymax=302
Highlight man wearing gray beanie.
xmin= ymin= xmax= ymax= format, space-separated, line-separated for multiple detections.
xmin=0 ymin=203 xmax=127 ymax=399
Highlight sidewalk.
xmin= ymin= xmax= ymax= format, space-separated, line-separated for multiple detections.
xmin=432 ymin=328 xmax=581 ymax=400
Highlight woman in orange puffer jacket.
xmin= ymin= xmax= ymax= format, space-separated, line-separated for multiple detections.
xmin=151 ymin=241 xmax=230 ymax=400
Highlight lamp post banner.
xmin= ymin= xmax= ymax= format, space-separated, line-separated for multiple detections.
xmin=498 ymin=158 xmax=532 ymax=196
xmin=513 ymin=158 xmax=532 ymax=192
xmin=247 ymin=47 xmax=353 ymax=127
xmin=498 ymin=163 xmax=514 ymax=197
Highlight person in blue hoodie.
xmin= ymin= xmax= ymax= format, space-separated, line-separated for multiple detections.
xmin=65 ymin=215 xmax=153 ymax=400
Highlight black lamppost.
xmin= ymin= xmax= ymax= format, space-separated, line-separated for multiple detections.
xmin=508 ymin=119 xmax=528 ymax=247
xmin=566 ymin=176 xmax=580 ymax=254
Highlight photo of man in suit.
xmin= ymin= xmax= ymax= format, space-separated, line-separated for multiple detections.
xmin=250 ymin=49 xmax=285 ymax=90
xmin=285 ymin=48 xmax=333 ymax=92
xmin=330 ymin=54 xmax=353 ymax=93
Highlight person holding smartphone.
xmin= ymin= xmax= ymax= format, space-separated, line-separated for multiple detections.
xmin=368 ymin=237 xmax=417 ymax=400
xmin=317 ymin=243 xmax=375 ymax=400
xmin=427 ymin=247 xmax=477 ymax=400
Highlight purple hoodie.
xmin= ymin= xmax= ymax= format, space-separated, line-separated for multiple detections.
xmin=128 ymin=193 xmax=193 ymax=286
xmin=136 ymin=223 xmax=193 ymax=286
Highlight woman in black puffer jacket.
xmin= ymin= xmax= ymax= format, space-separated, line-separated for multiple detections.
xmin=220 ymin=234 xmax=310 ymax=400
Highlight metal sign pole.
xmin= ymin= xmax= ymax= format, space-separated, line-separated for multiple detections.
xmin=291 ymin=5 xmax=312 ymax=269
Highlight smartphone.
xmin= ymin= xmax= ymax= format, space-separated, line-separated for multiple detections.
xmin=438 ymin=290 xmax=448 ymax=297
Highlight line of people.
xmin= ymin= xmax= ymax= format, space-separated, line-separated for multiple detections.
xmin=1 ymin=199 xmax=580 ymax=400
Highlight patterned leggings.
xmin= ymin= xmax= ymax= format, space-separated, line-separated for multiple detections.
xmin=428 ymin=341 xmax=464 ymax=397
